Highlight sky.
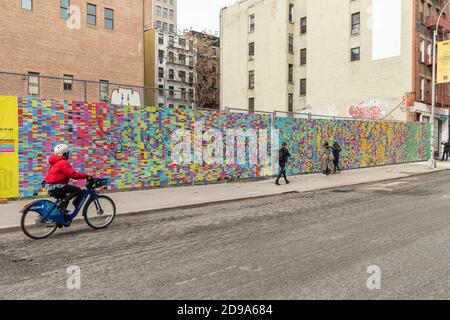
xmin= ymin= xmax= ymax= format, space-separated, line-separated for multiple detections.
xmin=177 ymin=0 xmax=236 ymax=35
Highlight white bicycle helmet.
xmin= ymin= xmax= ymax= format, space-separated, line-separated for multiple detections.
xmin=54 ymin=144 xmax=70 ymax=156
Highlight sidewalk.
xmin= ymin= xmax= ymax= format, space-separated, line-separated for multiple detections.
xmin=1 ymin=161 xmax=449 ymax=231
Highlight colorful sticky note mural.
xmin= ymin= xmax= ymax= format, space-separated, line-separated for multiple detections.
xmin=0 ymin=96 xmax=431 ymax=198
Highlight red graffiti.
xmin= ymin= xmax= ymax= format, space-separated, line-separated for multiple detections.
xmin=349 ymin=102 xmax=385 ymax=120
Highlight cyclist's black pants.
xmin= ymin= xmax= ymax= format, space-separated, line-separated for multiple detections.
xmin=52 ymin=185 xmax=83 ymax=209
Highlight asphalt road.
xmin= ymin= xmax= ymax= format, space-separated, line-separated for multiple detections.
xmin=2 ymin=171 xmax=450 ymax=300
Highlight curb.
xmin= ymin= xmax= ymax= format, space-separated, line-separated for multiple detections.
xmin=1 ymin=167 xmax=448 ymax=235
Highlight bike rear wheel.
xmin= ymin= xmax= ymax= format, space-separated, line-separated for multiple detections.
xmin=21 ymin=210 xmax=58 ymax=240
xmin=83 ymin=195 xmax=116 ymax=230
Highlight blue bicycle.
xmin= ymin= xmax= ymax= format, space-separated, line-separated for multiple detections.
xmin=20 ymin=177 xmax=116 ymax=240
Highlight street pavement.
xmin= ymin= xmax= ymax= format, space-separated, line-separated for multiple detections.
xmin=0 ymin=161 xmax=447 ymax=231
xmin=2 ymin=170 xmax=450 ymax=299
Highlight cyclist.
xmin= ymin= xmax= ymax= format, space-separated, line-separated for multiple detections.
xmin=44 ymin=144 xmax=90 ymax=220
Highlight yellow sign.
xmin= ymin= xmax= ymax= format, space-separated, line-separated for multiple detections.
xmin=0 ymin=96 xmax=19 ymax=198
xmin=437 ymin=40 xmax=450 ymax=84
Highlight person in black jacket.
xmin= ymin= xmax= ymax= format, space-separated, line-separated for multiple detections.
xmin=276 ymin=142 xmax=291 ymax=185
xmin=442 ymin=140 xmax=450 ymax=161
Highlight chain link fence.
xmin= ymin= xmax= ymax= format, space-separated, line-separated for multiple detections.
xmin=0 ymin=71 xmax=197 ymax=109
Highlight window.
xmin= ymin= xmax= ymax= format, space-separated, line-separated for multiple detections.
xmin=163 ymin=22 xmax=168 ymax=31
xmin=169 ymin=24 xmax=175 ymax=33
xmin=420 ymin=1 xmax=425 ymax=23
xmin=163 ymin=7 xmax=168 ymax=19
xmin=159 ymin=67 xmax=164 ymax=78
xmin=288 ymin=94 xmax=293 ymax=112
xmin=169 ymin=86 xmax=174 ymax=97
xmin=181 ymin=88 xmax=186 ymax=99
xmin=159 ymin=50 xmax=164 ymax=60
xmin=288 ymin=64 xmax=294 ymax=83
xmin=249 ymin=14 xmax=255 ymax=32
xmin=28 ymin=72 xmax=39 ymax=95
xmin=159 ymin=85 xmax=164 ymax=96
xmin=249 ymin=97 xmax=255 ymax=112
xmin=289 ymin=4 xmax=294 ymax=23
xmin=158 ymin=33 xmax=164 ymax=45
xmin=249 ymin=42 xmax=255 ymax=59
xmin=169 ymin=9 xmax=174 ymax=20
xmin=300 ymin=48 xmax=307 ymax=65
xmin=22 ymin=0 xmax=32 ymax=11
xmin=420 ymin=77 xmax=425 ymax=101
xmin=156 ymin=20 xmax=162 ymax=29
xmin=168 ymin=51 xmax=174 ymax=63
xmin=420 ymin=39 xmax=425 ymax=63
xmin=179 ymin=70 xmax=186 ymax=82
xmin=189 ymin=89 xmax=194 ymax=99
xmin=249 ymin=70 xmax=255 ymax=89
xmin=156 ymin=6 xmax=162 ymax=17
xmin=288 ymin=34 xmax=294 ymax=53
xmin=169 ymin=69 xmax=174 ymax=80
xmin=87 ymin=3 xmax=97 ymax=26
xmin=189 ymin=72 xmax=194 ymax=83
xmin=179 ymin=53 xmax=186 ymax=65
xmin=351 ymin=12 xmax=360 ymax=35
xmin=300 ymin=79 xmax=306 ymax=96
xmin=427 ymin=42 xmax=432 ymax=64
xmin=105 ymin=8 xmax=114 ymax=30
xmin=179 ymin=38 xmax=186 ymax=47
xmin=99 ymin=80 xmax=109 ymax=101
xmin=351 ymin=47 xmax=360 ymax=61
xmin=63 ymin=75 xmax=73 ymax=91
xmin=60 ymin=0 xmax=70 ymax=19
xmin=300 ymin=17 xmax=307 ymax=34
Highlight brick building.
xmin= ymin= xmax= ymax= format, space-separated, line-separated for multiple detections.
xmin=0 ymin=0 xmax=145 ymax=103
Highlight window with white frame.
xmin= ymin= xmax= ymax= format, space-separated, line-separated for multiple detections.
xmin=249 ymin=14 xmax=255 ymax=32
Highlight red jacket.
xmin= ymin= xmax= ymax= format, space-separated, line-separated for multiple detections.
xmin=45 ymin=155 xmax=89 ymax=184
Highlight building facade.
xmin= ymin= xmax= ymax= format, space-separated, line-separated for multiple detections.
xmin=145 ymin=28 xmax=196 ymax=109
xmin=0 ymin=0 xmax=145 ymax=103
xmin=185 ymin=31 xmax=221 ymax=109
xmin=221 ymin=0 xmax=450 ymax=148
xmin=144 ymin=0 xmax=177 ymax=32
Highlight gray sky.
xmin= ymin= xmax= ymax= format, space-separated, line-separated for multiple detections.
xmin=177 ymin=0 xmax=236 ymax=34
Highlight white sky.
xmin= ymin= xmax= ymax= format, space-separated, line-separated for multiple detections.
xmin=177 ymin=0 xmax=236 ymax=34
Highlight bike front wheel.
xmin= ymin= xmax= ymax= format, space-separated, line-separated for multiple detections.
xmin=83 ymin=195 xmax=116 ymax=230
xmin=21 ymin=210 xmax=58 ymax=240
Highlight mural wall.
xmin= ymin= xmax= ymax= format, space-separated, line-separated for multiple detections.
xmin=3 ymin=97 xmax=431 ymax=198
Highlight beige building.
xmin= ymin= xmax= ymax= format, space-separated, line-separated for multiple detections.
xmin=221 ymin=0 xmax=450 ymax=146
xmin=0 ymin=0 xmax=145 ymax=103
xmin=144 ymin=0 xmax=177 ymax=33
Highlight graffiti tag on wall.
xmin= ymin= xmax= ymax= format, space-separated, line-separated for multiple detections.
xmin=348 ymin=99 xmax=386 ymax=119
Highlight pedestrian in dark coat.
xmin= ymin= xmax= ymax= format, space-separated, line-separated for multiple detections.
xmin=276 ymin=142 xmax=291 ymax=185
xmin=442 ymin=140 xmax=450 ymax=161
xmin=332 ymin=142 xmax=342 ymax=174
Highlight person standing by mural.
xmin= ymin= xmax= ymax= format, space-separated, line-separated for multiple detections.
xmin=275 ymin=142 xmax=291 ymax=185
xmin=441 ymin=140 xmax=450 ymax=161
xmin=332 ymin=142 xmax=342 ymax=174
xmin=320 ymin=141 xmax=332 ymax=176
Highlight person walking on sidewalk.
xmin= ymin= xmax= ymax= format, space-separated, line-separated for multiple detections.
xmin=332 ymin=142 xmax=342 ymax=174
xmin=276 ymin=142 xmax=291 ymax=185
xmin=320 ymin=141 xmax=332 ymax=176
xmin=442 ymin=140 xmax=450 ymax=161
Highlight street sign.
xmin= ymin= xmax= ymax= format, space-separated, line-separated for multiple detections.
xmin=437 ymin=40 xmax=450 ymax=84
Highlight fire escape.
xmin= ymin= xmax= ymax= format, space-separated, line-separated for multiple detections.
xmin=425 ymin=0 xmax=450 ymax=107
